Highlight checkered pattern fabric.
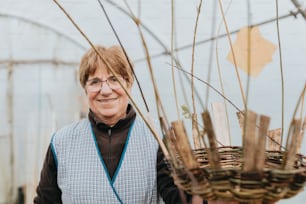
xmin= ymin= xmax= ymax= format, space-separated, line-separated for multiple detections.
xmin=51 ymin=117 xmax=160 ymax=204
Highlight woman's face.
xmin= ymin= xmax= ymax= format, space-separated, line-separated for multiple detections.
xmin=85 ymin=65 xmax=131 ymax=126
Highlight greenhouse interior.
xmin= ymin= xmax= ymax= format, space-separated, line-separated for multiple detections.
xmin=1 ymin=0 xmax=306 ymax=203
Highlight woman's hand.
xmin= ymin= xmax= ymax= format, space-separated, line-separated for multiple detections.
xmin=207 ymin=201 xmax=275 ymax=204
xmin=191 ymin=196 xmax=276 ymax=204
xmin=191 ymin=196 xmax=239 ymax=204
xmin=191 ymin=195 xmax=203 ymax=204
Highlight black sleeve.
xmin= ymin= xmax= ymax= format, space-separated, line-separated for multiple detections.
xmin=157 ymin=147 xmax=191 ymax=204
xmin=34 ymin=145 xmax=62 ymax=204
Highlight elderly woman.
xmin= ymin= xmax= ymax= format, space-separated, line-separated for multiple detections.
xmin=34 ymin=45 xmax=190 ymax=204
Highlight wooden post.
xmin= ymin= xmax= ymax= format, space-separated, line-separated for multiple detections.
xmin=211 ymin=102 xmax=231 ymax=146
xmin=297 ymin=116 xmax=306 ymax=153
xmin=255 ymin=115 xmax=270 ymax=171
xmin=201 ymin=111 xmax=220 ymax=169
xmin=192 ymin=113 xmax=201 ymax=149
xmin=267 ymin=128 xmax=282 ymax=151
xmin=283 ymin=119 xmax=301 ymax=170
xmin=171 ymin=120 xmax=199 ymax=169
xmin=243 ymin=111 xmax=257 ymax=172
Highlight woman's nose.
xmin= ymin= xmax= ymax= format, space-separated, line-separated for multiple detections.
xmin=100 ymin=81 xmax=112 ymax=94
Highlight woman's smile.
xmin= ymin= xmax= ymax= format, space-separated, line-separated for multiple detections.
xmin=97 ymin=98 xmax=118 ymax=103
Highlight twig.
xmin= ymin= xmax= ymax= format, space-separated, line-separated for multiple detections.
xmin=96 ymin=0 xmax=149 ymax=112
xmin=218 ymin=0 xmax=246 ymax=108
xmin=190 ymin=0 xmax=203 ymax=148
xmin=275 ymin=0 xmax=285 ymax=150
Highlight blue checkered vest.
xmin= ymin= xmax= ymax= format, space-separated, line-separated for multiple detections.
xmin=51 ymin=116 xmax=160 ymax=204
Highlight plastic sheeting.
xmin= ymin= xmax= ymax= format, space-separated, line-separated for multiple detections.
xmin=1 ymin=0 xmax=306 ymax=203
xmin=0 ymin=13 xmax=85 ymax=203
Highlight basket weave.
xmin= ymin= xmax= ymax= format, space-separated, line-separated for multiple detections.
xmin=168 ymin=146 xmax=306 ymax=202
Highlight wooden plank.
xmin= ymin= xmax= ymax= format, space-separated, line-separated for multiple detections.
xmin=267 ymin=128 xmax=282 ymax=151
xmin=243 ymin=111 xmax=257 ymax=172
xmin=283 ymin=119 xmax=301 ymax=170
xmin=171 ymin=120 xmax=199 ymax=169
xmin=201 ymin=111 xmax=220 ymax=169
xmin=297 ymin=116 xmax=306 ymax=153
xmin=255 ymin=115 xmax=270 ymax=171
xmin=211 ymin=102 xmax=231 ymax=146
xmin=192 ymin=113 xmax=201 ymax=149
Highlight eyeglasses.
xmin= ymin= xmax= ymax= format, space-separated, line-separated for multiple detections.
xmin=86 ymin=76 xmax=125 ymax=92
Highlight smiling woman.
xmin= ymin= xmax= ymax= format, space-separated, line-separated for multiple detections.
xmin=34 ymin=45 xmax=190 ymax=204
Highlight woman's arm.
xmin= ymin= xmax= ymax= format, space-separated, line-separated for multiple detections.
xmin=34 ymin=145 xmax=62 ymax=204
xmin=157 ymin=147 xmax=191 ymax=204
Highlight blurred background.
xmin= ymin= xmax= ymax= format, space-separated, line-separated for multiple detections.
xmin=0 ymin=0 xmax=305 ymax=203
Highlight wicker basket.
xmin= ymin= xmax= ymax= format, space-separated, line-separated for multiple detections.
xmin=168 ymin=146 xmax=306 ymax=202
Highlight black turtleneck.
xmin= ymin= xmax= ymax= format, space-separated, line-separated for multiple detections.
xmin=88 ymin=104 xmax=136 ymax=178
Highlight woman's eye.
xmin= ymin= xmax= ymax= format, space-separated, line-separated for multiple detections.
xmin=109 ymin=76 xmax=118 ymax=82
xmin=90 ymin=79 xmax=100 ymax=85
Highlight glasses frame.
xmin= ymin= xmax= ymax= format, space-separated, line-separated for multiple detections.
xmin=86 ymin=75 xmax=126 ymax=92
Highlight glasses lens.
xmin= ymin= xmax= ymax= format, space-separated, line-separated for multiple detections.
xmin=107 ymin=76 xmax=123 ymax=89
xmin=86 ymin=76 xmax=125 ymax=92
xmin=87 ymin=81 xmax=101 ymax=92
